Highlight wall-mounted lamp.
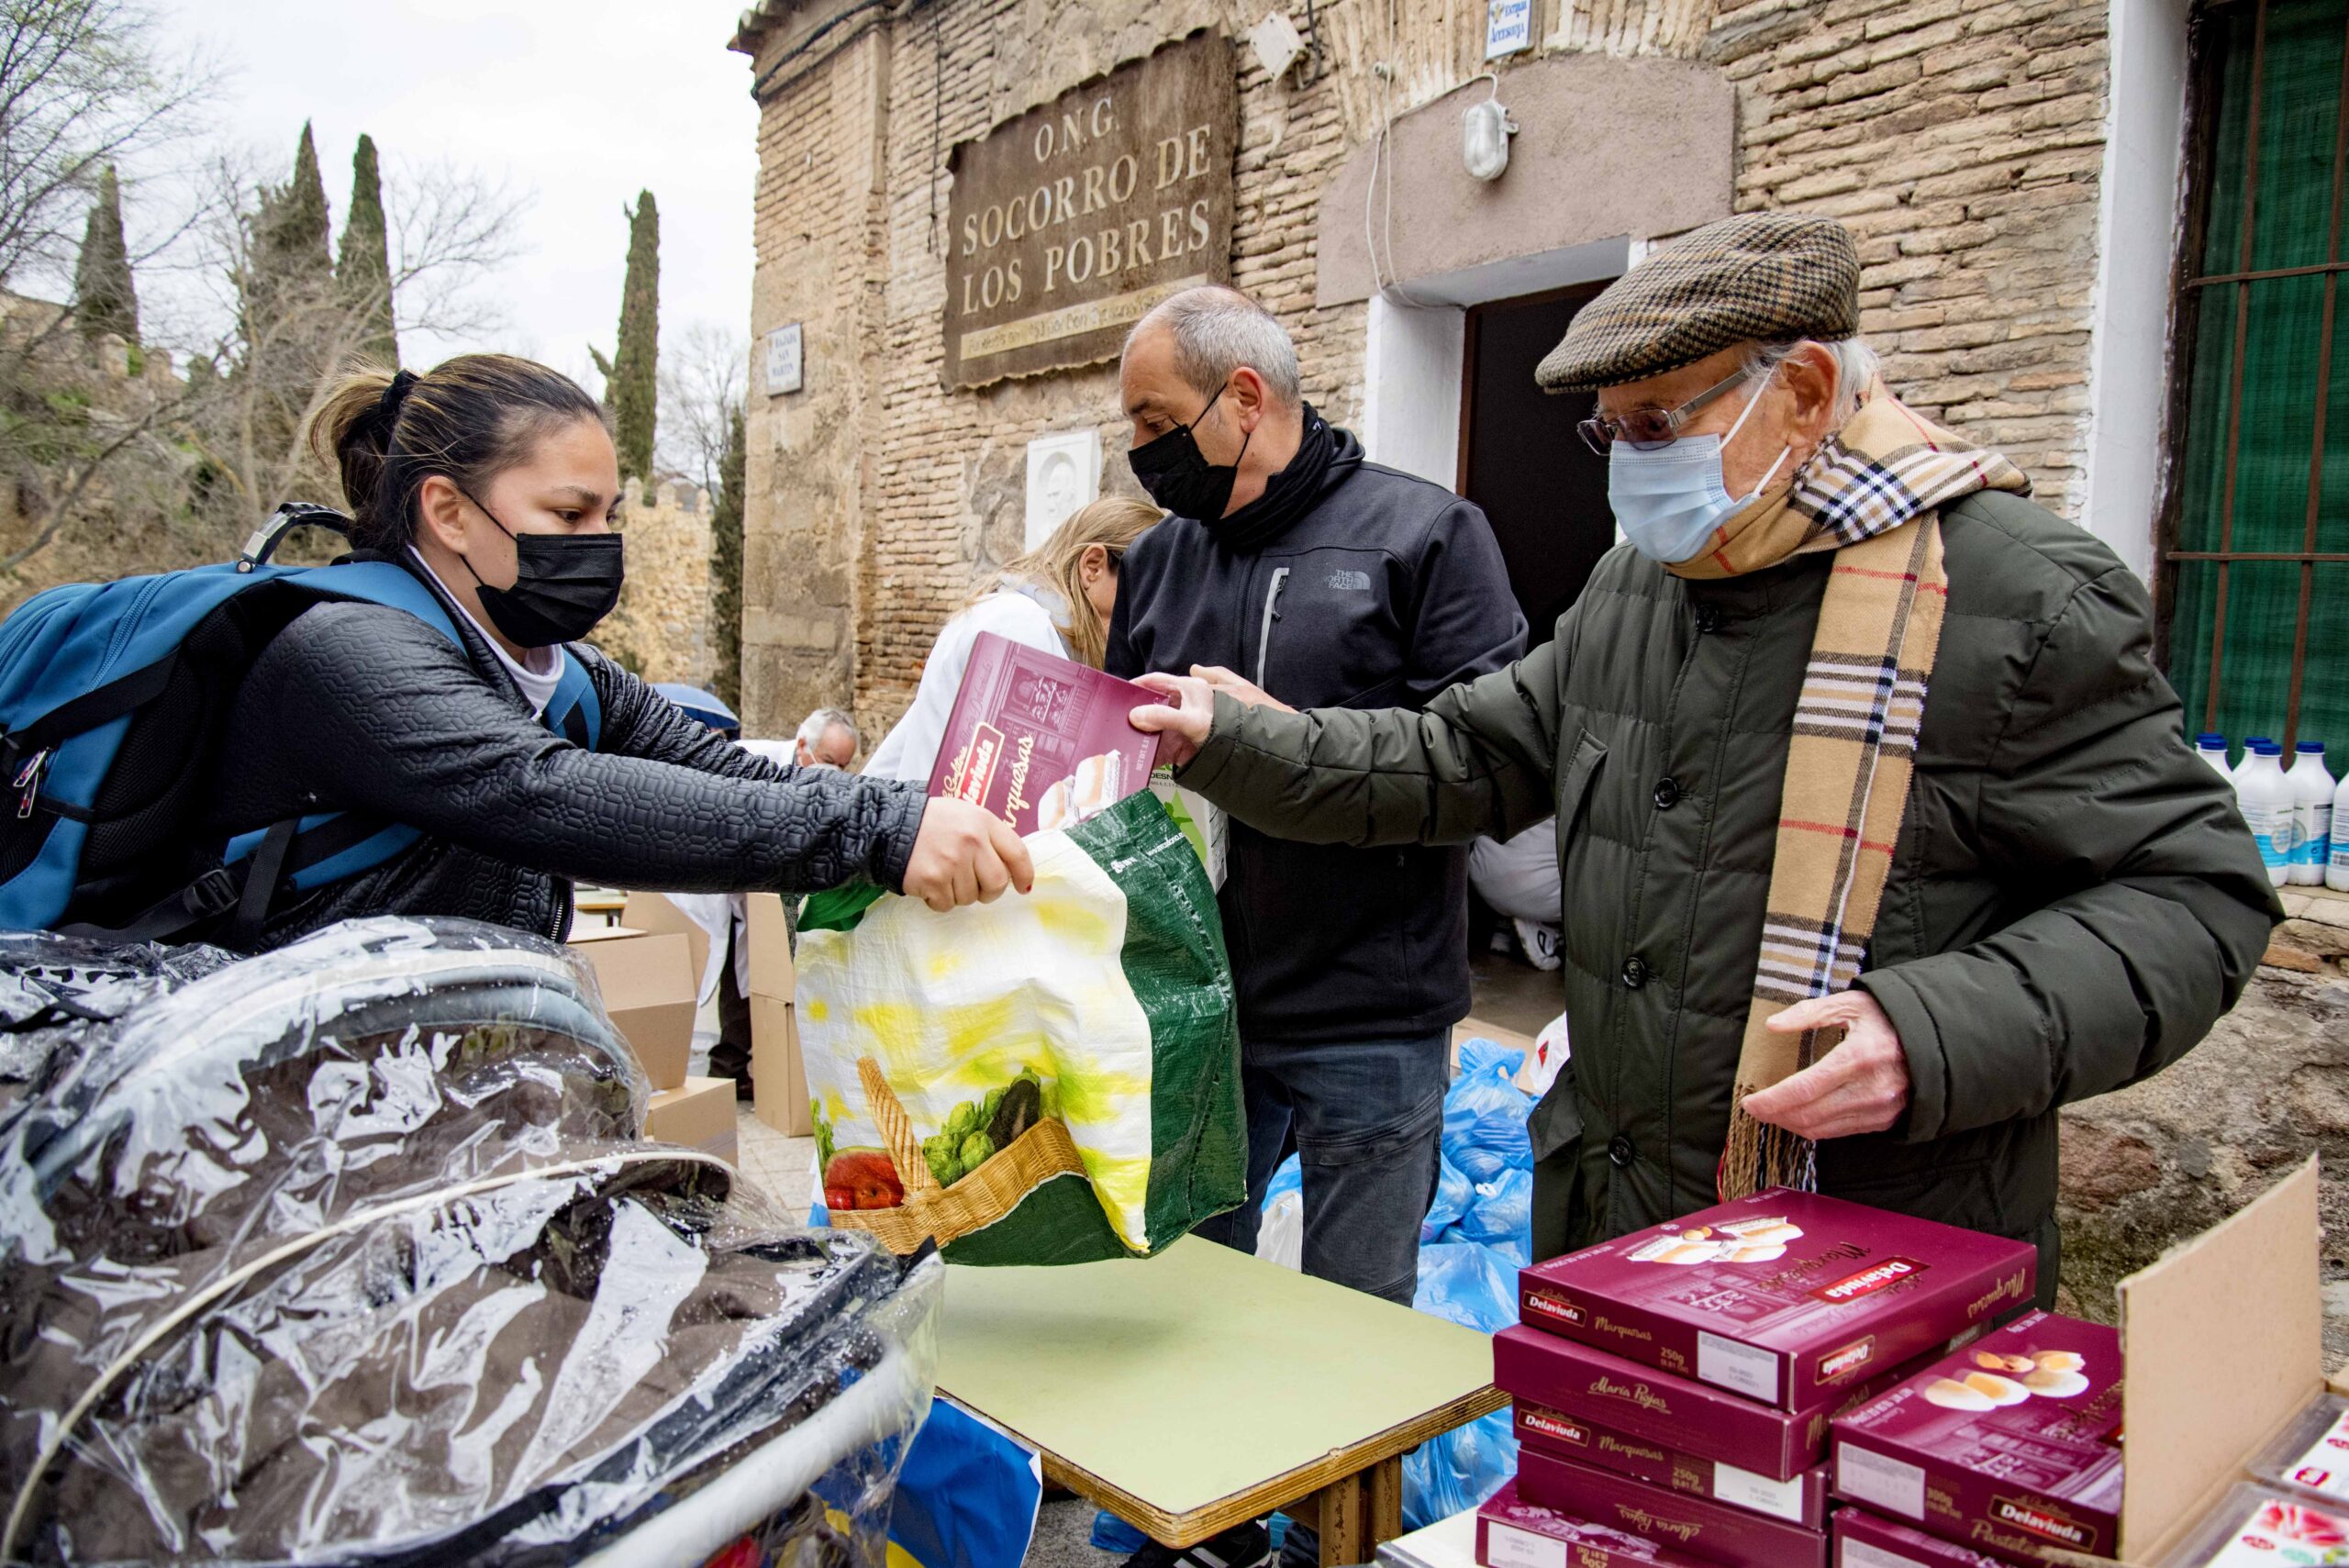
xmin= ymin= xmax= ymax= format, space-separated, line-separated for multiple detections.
xmin=1462 ymin=72 xmax=1519 ymax=182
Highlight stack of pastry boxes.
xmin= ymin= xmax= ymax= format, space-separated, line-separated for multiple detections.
xmin=1828 ymin=1307 xmax=2124 ymax=1565
xmin=1480 ymin=1190 xmax=2039 ymax=1568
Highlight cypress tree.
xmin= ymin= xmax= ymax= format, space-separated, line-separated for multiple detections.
xmin=263 ymin=122 xmax=333 ymax=284
xmin=337 ymin=134 xmax=397 ymax=366
xmin=73 ymin=165 xmax=138 ymax=344
xmin=710 ymin=402 xmax=746 ymax=708
xmin=608 ymin=191 xmax=660 ymax=482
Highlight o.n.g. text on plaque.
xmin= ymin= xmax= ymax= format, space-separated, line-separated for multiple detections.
xmin=941 ymin=29 xmax=1236 ymax=389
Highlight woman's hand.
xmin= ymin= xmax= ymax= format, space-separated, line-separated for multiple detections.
xmin=903 ymin=798 xmax=1034 ymax=912
xmin=1130 ymin=672 xmax=1217 ymax=769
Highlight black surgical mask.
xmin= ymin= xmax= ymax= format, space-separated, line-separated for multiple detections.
xmin=453 ymin=487 xmax=626 ymax=648
xmin=1127 ymin=382 xmax=1252 ymax=521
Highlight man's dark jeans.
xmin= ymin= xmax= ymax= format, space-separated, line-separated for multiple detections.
xmin=1194 ymin=1029 xmax=1449 ymax=1306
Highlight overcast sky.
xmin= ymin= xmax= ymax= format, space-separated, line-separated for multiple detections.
xmin=152 ymin=0 xmax=758 ymax=393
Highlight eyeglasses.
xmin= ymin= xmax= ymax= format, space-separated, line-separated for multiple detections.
xmin=1576 ymin=366 xmax=1757 ymax=455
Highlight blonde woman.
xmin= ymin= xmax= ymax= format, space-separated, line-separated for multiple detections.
xmin=864 ymin=496 xmax=1162 ymax=783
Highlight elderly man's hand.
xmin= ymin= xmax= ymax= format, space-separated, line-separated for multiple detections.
xmin=1740 ymin=989 xmax=1910 ymax=1140
xmin=902 ymin=798 xmax=1033 ymax=912
xmin=1185 ymin=665 xmax=1297 ymax=714
xmin=1130 ymin=672 xmax=1218 ymax=768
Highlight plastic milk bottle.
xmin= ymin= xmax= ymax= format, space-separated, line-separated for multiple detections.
xmin=2289 ymin=741 xmax=2334 ymax=886
xmin=2332 ymin=767 xmax=2349 ymax=892
xmin=2196 ymin=733 xmax=2232 ymax=781
xmin=2236 ymin=741 xmax=2295 ymax=888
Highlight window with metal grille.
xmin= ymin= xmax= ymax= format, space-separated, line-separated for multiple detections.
xmin=2162 ymin=0 xmax=2349 ymax=761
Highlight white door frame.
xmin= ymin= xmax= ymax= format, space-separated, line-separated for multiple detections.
xmin=1360 ymin=236 xmax=1640 ymax=488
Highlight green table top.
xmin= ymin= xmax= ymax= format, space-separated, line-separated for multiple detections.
xmin=935 ymin=1235 xmax=1500 ymax=1523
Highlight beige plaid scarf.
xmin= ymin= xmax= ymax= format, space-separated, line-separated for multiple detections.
xmin=1673 ymin=395 xmax=2029 ymax=1199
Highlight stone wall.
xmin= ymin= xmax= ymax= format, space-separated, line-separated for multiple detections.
xmin=2057 ymin=894 xmax=2349 ymax=1361
xmin=595 ymin=476 xmax=717 ymax=687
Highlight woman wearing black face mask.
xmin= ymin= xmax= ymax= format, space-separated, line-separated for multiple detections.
xmin=197 ymin=354 xmax=1029 ymax=953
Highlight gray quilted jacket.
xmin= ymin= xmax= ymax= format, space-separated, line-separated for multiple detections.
xmin=201 ymin=562 xmax=925 ymax=951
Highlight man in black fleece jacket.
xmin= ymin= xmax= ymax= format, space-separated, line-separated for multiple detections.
xmin=1108 ymin=286 xmax=1527 ymax=1317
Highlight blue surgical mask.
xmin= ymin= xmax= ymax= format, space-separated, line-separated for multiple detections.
xmin=1607 ymin=372 xmax=1790 ymax=564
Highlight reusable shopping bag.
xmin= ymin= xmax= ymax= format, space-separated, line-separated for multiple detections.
xmin=796 ymin=791 xmax=1244 ymax=1265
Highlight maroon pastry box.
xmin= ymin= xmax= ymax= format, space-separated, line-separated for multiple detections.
xmin=1513 ymin=1401 xmax=1831 ymax=1526
xmin=1831 ymin=1308 xmax=2122 ymax=1559
xmin=1516 ymin=1447 xmax=1830 ymax=1567
xmin=1832 ymin=1508 xmax=2035 ymax=1567
xmin=928 ymin=630 xmax=1161 ymax=835
xmin=1475 ymin=1478 xmax=1717 ymax=1568
xmin=1518 ymin=1188 xmax=2037 ymax=1410
xmin=1496 ymin=1323 xmax=1976 ymax=1482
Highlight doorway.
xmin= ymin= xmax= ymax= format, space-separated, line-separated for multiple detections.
xmin=1458 ymin=284 xmax=1615 ymax=638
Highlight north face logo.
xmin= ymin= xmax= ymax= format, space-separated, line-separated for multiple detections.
xmin=1326 ymin=570 xmax=1371 ymax=591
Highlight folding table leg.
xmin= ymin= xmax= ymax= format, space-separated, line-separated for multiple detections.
xmin=1315 ymin=1471 xmax=1365 ymax=1567
xmin=1366 ymin=1455 xmax=1404 ymax=1544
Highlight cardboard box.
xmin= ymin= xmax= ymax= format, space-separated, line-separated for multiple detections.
xmin=750 ymin=990 xmax=808 ymax=1137
xmin=1514 ymin=1402 xmax=1831 ymax=1526
xmin=1518 ymin=1188 xmax=2037 ymax=1409
xmin=1515 ymin=1447 xmax=1830 ymax=1567
xmin=1831 ymin=1309 xmax=2124 ymax=1557
xmin=566 ymin=926 xmax=696 ymax=1090
xmin=1475 ymin=1478 xmax=1715 ymax=1568
xmin=2036 ymin=1155 xmax=2326 ymax=1564
xmin=643 ymin=1075 xmax=738 ymax=1165
xmin=930 ymin=630 xmax=1161 ymax=834
xmin=744 ymin=891 xmax=793 ymax=998
xmin=1833 ymin=1508 xmax=2032 ymax=1567
xmin=620 ymin=890 xmax=713 ymax=994
xmin=1495 ymin=1325 xmax=1974 ymax=1482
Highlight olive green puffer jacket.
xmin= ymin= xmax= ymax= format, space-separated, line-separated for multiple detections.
xmin=1176 ymin=489 xmax=2279 ymax=1288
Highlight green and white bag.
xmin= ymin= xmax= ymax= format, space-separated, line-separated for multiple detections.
xmin=796 ymin=792 xmax=1245 ymax=1266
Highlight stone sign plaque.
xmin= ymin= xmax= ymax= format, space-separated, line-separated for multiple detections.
xmin=942 ymin=30 xmax=1236 ymax=390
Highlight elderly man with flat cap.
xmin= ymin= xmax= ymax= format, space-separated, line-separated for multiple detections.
xmin=1134 ymin=212 xmax=2277 ymax=1284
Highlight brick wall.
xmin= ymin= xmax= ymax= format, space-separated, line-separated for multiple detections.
xmin=1706 ymin=0 xmax=2107 ymax=517
xmin=736 ymin=0 xmax=2110 ymax=738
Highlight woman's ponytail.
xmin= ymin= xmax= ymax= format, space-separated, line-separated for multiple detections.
xmin=298 ymin=354 xmax=604 ymax=551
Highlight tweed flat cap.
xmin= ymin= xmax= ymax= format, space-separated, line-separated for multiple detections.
xmin=1535 ymin=212 xmax=1862 ymax=393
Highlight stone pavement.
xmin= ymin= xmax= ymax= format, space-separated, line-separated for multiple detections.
xmin=734 ymin=1106 xmax=816 ymax=1218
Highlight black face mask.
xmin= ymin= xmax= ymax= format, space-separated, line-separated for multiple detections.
xmin=453 ymin=487 xmax=626 ymax=648
xmin=1127 ymin=382 xmax=1252 ymax=522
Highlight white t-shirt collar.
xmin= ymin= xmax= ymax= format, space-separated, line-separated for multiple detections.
xmin=407 ymin=547 xmax=564 ymax=718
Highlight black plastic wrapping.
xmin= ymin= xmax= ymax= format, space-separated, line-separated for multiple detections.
xmin=0 ymin=917 xmax=937 ymax=1568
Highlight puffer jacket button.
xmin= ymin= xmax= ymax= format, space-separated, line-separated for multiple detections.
xmin=1694 ymin=606 xmax=1721 ymax=634
xmin=1620 ymin=955 xmax=1649 ymax=989
xmin=1609 ymin=1134 xmax=1635 ymax=1166
xmin=1653 ymin=777 xmax=1681 ymax=811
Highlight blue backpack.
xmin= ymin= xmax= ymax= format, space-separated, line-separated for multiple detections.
xmin=0 ymin=505 xmax=603 ymax=946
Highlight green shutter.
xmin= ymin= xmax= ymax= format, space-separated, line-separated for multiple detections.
xmin=2168 ymin=0 xmax=2349 ymax=766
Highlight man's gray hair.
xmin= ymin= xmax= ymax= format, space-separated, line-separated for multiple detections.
xmin=1125 ymin=285 xmax=1302 ymax=406
xmin=1739 ymin=337 xmax=1881 ymax=420
xmin=796 ymin=706 xmax=860 ymax=751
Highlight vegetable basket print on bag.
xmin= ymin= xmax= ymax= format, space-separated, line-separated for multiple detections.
xmin=796 ymin=791 xmax=1246 ymax=1265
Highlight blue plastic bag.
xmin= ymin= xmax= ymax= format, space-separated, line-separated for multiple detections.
xmin=1420 ymin=1153 xmax=1473 ymax=1243
xmin=1442 ymin=1040 xmax=1533 ymax=1177
xmin=892 ymin=1398 xmax=1042 ymax=1568
xmin=1403 ymin=1407 xmax=1518 ymax=1530
xmin=1402 ymin=1239 xmax=1521 ymax=1526
xmin=1409 ymin=1239 xmax=1520 ymax=1332
xmin=1455 ymin=1167 xmax=1533 ymax=1262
